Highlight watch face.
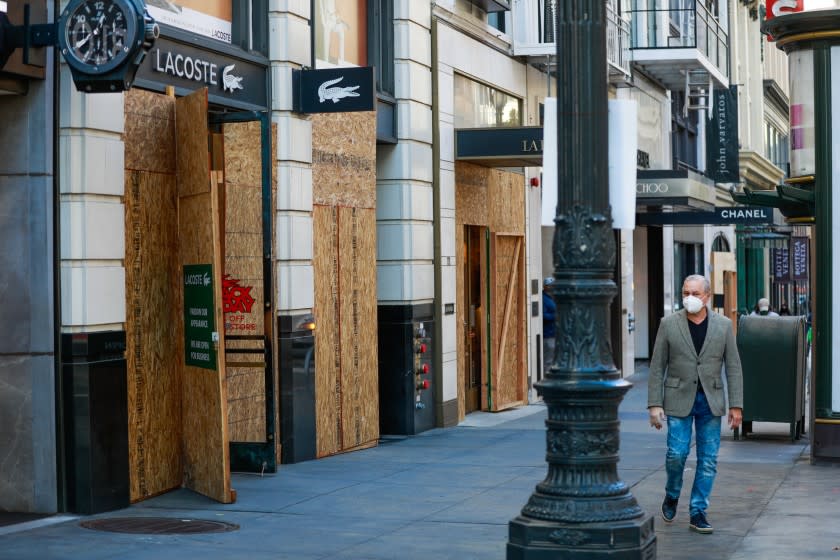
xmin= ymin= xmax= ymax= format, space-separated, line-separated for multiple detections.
xmin=61 ymin=0 xmax=138 ymax=74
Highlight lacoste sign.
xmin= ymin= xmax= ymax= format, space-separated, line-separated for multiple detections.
xmin=294 ymin=67 xmax=375 ymax=114
xmin=135 ymin=36 xmax=267 ymax=109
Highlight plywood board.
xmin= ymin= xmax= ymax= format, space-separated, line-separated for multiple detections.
xmin=125 ymin=89 xmax=176 ymax=174
xmin=222 ymin=120 xmax=267 ymax=444
xmin=338 ymin=207 xmax=379 ymax=449
xmin=125 ymin=170 xmax=183 ymax=502
xmin=489 ymin=168 xmax=525 ymax=234
xmin=491 ymin=235 xmax=526 ymax=411
xmin=455 ymin=224 xmax=465 ymax=422
xmin=455 ymin=162 xmax=527 ymax=414
xmin=176 ymin=89 xmax=232 ymax=503
xmin=311 ymin=112 xmax=377 ymax=209
xmin=314 ymin=205 xmax=341 ymax=456
xmin=455 ymin=163 xmax=490 ymax=227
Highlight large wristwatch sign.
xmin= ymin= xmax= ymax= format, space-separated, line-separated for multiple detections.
xmin=134 ymin=35 xmax=267 ymax=108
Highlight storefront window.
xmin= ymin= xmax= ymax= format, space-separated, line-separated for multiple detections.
xmin=146 ymin=0 xmax=234 ymax=44
xmin=315 ymin=0 xmax=367 ymax=67
xmin=454 ymin=74 xmax=522 ymax=129
xmin=145 ymin=0 xmax=269 ymax=55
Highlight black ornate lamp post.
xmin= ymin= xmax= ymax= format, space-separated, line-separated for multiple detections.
xmin=507 ymin=2 xmax=655 ymax=558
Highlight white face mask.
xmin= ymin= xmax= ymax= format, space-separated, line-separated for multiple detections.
xmin=683 ymin=295 xmax=704 ymax=314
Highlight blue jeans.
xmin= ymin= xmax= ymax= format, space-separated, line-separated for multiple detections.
xmin=665 ymin=390 xmax=722 ymax=517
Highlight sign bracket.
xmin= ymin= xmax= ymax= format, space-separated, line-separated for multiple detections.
xmin=0 ymin=4 xmax=56 ymax=68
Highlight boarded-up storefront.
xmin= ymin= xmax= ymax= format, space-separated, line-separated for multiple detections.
xmin=455 ymin=162 xmax=527 ymax=419
xmin=311 ymin=112 xmax=379 ymax=457
xmin=124 ymin=88 xmax=275 ymax=503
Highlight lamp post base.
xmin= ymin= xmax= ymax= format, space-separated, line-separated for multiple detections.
xmin=508 ymin=514 xmax=656 ymax=559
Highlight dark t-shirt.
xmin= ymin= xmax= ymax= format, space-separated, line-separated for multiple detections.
xmin=688 ymin=315 xmax=708 ymax=393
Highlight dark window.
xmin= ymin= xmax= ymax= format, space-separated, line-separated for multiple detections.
xmin=369 ymin=0 xmax=394 ymax=96
xmin=711 ymin=233 xmax=730 ymax=252
xmin=671 ymin=91 xmax=698 ymax=170
xmin=488 ymin=12 xmax=506 ymax=33
xmin=232 ymin=0 xmax=269 ymax=56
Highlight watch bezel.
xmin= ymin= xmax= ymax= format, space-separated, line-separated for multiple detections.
xmin=58 ymin=0 xmax=142 ymax=76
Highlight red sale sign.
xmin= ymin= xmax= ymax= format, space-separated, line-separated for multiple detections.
xmin=766 ymin=0 xmax=804 ymax=21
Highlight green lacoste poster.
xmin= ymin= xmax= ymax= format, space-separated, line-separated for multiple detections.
xmin=184 ymin=264 xmax=217 ymax=370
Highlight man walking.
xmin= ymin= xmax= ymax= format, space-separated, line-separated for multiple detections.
xmin=647 ymin=274 xmax=743 ymax=534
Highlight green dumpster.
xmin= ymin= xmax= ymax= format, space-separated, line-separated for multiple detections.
xmin=735 ymin=315 xmax=807 ymax=441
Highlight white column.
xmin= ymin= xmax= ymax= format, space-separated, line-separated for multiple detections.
xmin=59 ymin=66 xmax=126 ymax=332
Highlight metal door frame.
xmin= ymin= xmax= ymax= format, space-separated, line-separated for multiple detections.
xmin=209 ymin=110 xmax=276 ymax=473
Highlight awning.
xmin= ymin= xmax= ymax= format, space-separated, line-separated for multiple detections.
xmin=730 ymin=184 xmax=815 ymax=221
xmin=455 ymin=126 xmax=543 ymax=168
xmin=737 ymin=229 xmax=790 ymax=250
xmin=635 ymin=169 xmax=716 ymax=211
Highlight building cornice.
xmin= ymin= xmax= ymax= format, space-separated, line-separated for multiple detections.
xmin=739 ymin=149 xmax=785 ymax=190
xmin=763 ymin=79 xmax=790 ymax=118
xmin=431 ymin=3 xmax=513 ymax=58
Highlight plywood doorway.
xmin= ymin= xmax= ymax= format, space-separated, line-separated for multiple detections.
xmin=210 ymin=112 xmax=277 ymax=474
xmin=463 ymin=225 xmax=487 ymax=414
xmin=455 ymin=162 xmax=527 ymax=418
xmin=124 ymin=88 xmax=233 ymax=504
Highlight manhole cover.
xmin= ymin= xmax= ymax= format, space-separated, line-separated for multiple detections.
xmin=80 ymin=517 xmax=239 ymax=535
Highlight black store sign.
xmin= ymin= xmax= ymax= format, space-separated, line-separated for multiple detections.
xmin=635 ymin=206 xmax=773 ymax=226
xmin=135 ymin=37 xmax=267 ymax=109
xmin=706 ymin=85 xmax=740 ymax=184
xmin=294 ymin=66 xmax=375 ymax=113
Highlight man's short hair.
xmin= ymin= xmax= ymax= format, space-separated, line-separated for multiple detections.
xmin=683 ymin=274 xmax=710 ymax=295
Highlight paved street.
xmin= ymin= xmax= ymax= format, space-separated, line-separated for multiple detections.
xmin=2 ymin=364 xmax=838 ymax=559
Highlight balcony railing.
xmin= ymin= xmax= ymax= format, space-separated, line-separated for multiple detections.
xmin=512 ymin=0 xmax=631 ymax=79
xmin=607 ymin=3 xmax=631 ymax=77
xmin=629 ymin=1 xmax=729 ymax=75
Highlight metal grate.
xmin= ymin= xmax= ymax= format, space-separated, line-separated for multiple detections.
xmin=80 ymin=517 xmax=239 ymax=535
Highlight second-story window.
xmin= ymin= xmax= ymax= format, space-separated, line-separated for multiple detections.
xmin=369 ymin=0 xmax=394 ymax=96
xmin=671 ymin=91 xmax=698 ymax=170
xmin=145 ymin=1 xmax=269 ymax=56
xmin=232 ymin=0 xmax=269 ymax=55
xmin=454 ymin=74 xmax=522 ymax=128
xmin=315 ymin=0 xmax=367 ymax=67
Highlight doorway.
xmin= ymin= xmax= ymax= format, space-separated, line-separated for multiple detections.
xmin=123 ymin=89 xmax=275 ymax=506
xmin=208 ymin=111 xmax=276 ymax=475
xmin=463 ymin=225 xmax=486 ymax=414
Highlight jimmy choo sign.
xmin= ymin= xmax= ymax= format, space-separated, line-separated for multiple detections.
xmin=635 ymin=169 xmax=717 ymax=208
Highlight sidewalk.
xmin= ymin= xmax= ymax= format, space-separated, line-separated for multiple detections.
xmin=2 ymin=365 xmax=839 ymax=559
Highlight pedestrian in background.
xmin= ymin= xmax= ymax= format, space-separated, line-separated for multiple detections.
xmin=750 ymin=298 xmax=779 ymax=317
xmin=648 ymin=274 xmax=743 ymax=534
xmin=542 ymin=278 xmax=556 ymax=374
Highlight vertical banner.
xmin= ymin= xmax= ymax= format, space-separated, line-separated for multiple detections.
xmin=608 ymin=99 xmax=638 ymax=230
xmin=790 ymin=50 xmax=815 ymax=176
xmin=773 ymin=247 xmax=791 ymax=282
xmin=792 ymin=237 xmax=809 ymax=281
xmin=541 ymin=97 xmax=557 ymax=226
xmin=706 ymin=85 xmax=740 ymax=183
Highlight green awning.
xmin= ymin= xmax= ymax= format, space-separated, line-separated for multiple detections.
xmin=730 ymin=185 xmax=814 ymax=220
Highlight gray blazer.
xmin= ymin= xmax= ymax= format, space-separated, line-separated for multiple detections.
xmin=647 ymin=309 xmax=743 ymax=417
